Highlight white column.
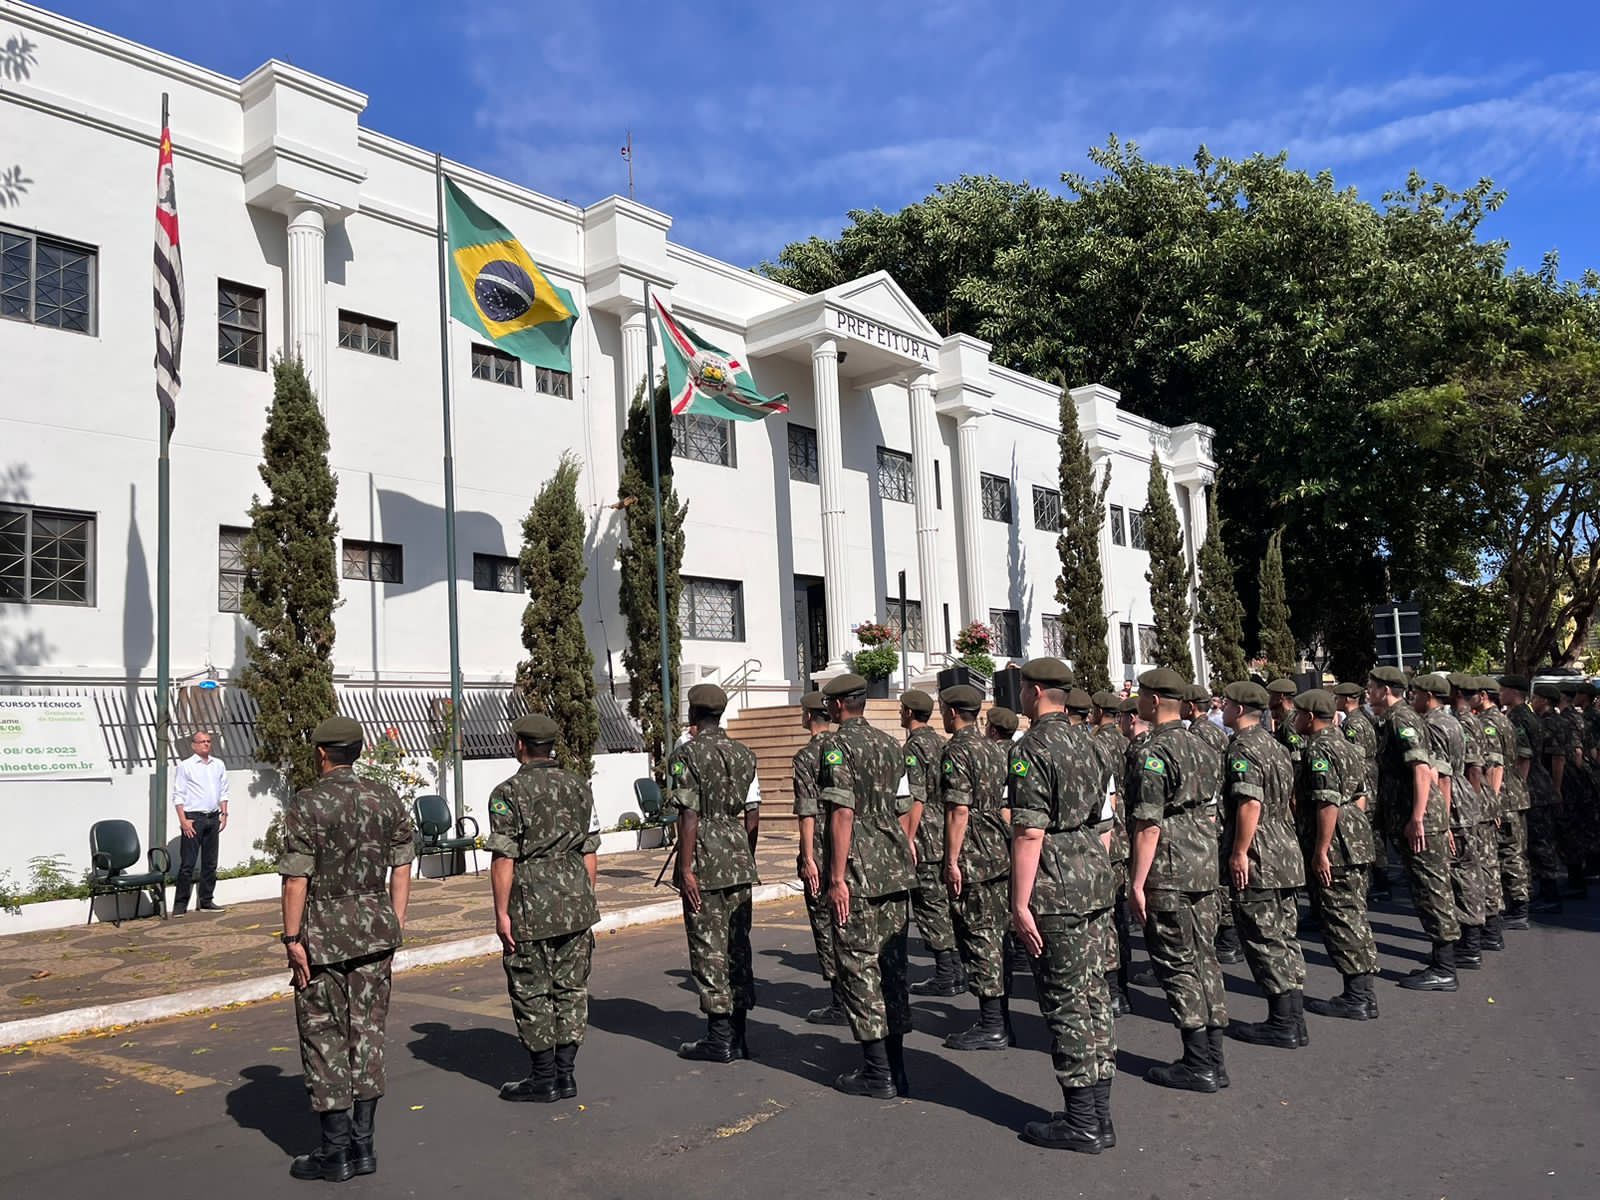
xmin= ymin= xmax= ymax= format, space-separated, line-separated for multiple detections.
xmin=812 ymin=337 xmax=851 ymax=669
xmin=955 ymin=412 xmax=987 ymax=628
xmin=1186 ymin=480 xmax=1209 ymax=680
xmin=620 ymin=304 xmax=649 ymax=405
xmin=907 ymin=374 xmax=944 ymax=663
xmin=286 ymin=203 xmax=328 ymax=404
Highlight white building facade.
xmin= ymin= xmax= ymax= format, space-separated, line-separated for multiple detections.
xmin=0 ymin=4 xmax=1213 ymax=877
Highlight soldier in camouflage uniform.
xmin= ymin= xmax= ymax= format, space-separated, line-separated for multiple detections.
xmin=820 ymin=673 xmax=918 ymax=1098
xmin=1503 ymin=677 xmax=1562 ymax=914
xmin=1128 ymin=668 xmax=1228 ymax=1094
xmin=936 ymin=684 xmax=1015 ymax=1051
xmin=1554 ymin=681 xmax=1595 ymax=899
xmin=1268 ymin=680 xmax=1307 ymax=765
xmin=1219 ymin=682 xmax=1308 ymax=1050
xmin=902 ymin=691 xmax=961 ymax=998
xmin=278 ymin=716 xmax=415 ymax=1183
xmin=1296 ymin=691 xmax=1381 ymax=1022
xmin=987 ymin=705 xmax=1020 ymax=742
xmin=1185 ymin=684 xmax=1239 ymax=966
xmin=793 ymin=692 xmax=846 ymax=1024
xmin=1528 ymin=683 xmax=1569 ymax=913
xmin=487 ymin=714 xmax=601 ymax=1103
xmin=1480 ymin=677 xmax=1531 ymax=928
xmin=1091 ymin=692 xmax=1133 ymax=1015
xmin=1414 ymin=674 xmax=1486 ymax=969
xmin=1368 ymin=666 xmax=1460 ymax=991
xmin=1010 ymin=659 xmax=1118 ymax=1154
xmin=1333 ymin=682 xmax=1387 ymax=902
xmin=1451 ymin=675 xmax=1505 ymax=952
xmin=666 ymin=683 xmax=762 ymax=1064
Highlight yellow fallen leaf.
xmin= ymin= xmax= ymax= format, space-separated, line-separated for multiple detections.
xmin=409 ymin=1105 xmax=424 ymax=1111
xmin=269 ymin=1046 xmax=292 ymax=1053
xmin=192 ymin=1048 xmax=210 ymax=1055
xmin=577 ymin=1104 xmax=586 ymax=1112
xmin=208 ymin=1023 xmax=218 ymax=1030
xmin=1487 ymin=997 xmax=1495 ymax=1004
xmin=174 ymin=1089 xmax=185 ymax=1096
xmin=120 ymin=1041 xmax=137 ymax=1048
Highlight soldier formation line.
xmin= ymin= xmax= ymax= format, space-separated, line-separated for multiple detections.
xmin=270 ymin=665 xmax=1600 ymax=1179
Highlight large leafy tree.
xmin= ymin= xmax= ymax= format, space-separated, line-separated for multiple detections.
xmin=1144 ymin=456 xmax=1194 ymax=680
xmin=1196 ymin=484 xmax=1248 ymax=686
xmin=1054 ymin=386 xmax=1112 ymax=692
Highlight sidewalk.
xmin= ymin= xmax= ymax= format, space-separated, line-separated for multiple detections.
xmin=0 ymin=825 xmax=801 ymax=1036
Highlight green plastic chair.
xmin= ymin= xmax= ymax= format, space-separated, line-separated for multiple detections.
xmin=87 ymin=819 xmax=170 ymax=925
xmin=413 ymin=794 xmax=480 ymax=878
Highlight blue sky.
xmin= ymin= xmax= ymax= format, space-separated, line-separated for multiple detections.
xmin=49 ymin=0 xmax=1600 ymax=275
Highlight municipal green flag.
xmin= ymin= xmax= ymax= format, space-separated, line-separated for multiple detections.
xmin=444 ymin=177 xmax=576 ymax=371
xmin=654 ymin=296 xmax=787 ymax=421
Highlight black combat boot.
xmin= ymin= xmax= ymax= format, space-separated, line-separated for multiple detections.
xmin=1105 ymin=970 xmax=1131 ymax=1017
xmin=836 ymin=1039 xmax=896 ymax=1098
xmin=1292 ymin=989 xmax=1309 ymax=1045
xmin=1130 ymin=964 xmax=1160 ymax=989
xmin=1481 ymin=914 xmax=1505 ymax=951
xmin=1207 ymin=1027 xmax=1229 ymax=1089
xmin=1455 ymin=925 xmax=1483 ymax=969
xmin=1502 ymin=900 xmax=1530 ymax=930
xmin=499 ymin=1048 xmax=560 ymax=1101
xmin=554 ymin=1043 xmax=579 ymax=1099
xmin=1305 ymin=975 xmax=1373 ymax=1020
xmin=1146 ymin=1028 xmax=1218 ymax=1093
xmin=910 ymin=949 xmax=965 ymax=997
xmin=1213 ymin=925 xmax=1244 ymax=965
xmin=1230 ymin=991 xmax=1299 ymax=1049
xmin=730 ymin=1009 xmax=753 ymax=1060
xmin=806 ymin=981 xmax=850 ymax=1025
xmin=1398 ymin=942 xmax=1459 ymax=991
xmin=886 ymin=1033 xmax=910 ymax=1097
xmin=290 ymin=1109 xmax=355 ymax=1182
xmin=1530 ymin=879 xmax=1564 ymax=915
xmin=1094 ymin=1080 xmax=1115 ymax=1148
xmin=945 ymin=995 xmax=1009 ymax=1051
xmin=1021 ymin=1085 xmax=1102 ymax=1153
xmin=1357 ymin=972 xmax=1380 ymax=1019
xmin=350 ymin=1097 xmax=378 ymax=1176
xmin=678 ymin=1014 xmax=737 ymax=1063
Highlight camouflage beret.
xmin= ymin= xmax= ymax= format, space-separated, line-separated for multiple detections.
xmin=311 ymin=715 xmax=363 ymax=745
xmin=1557 ymin=679 xmax=1581 ymax=695
xmin=986 ymin=705 xmax=1019 ymax=733
xmin=940 ymin=684 xmax=985 ymax=713
xmin=1412 ymin=673 xmax=1451 ymax=698
xmin=801 ymin=690 xmax=829 ymax=716
xmin=1293 ymin=689 xmax=1337 ymax=718
xmin=1223 ymin=681 xmax=1270 ymax=709
xmin=1369 ymin=666 xmax=1409 ymax=689
xmin=899 ymin=689 xmax=935 ymax=718
xmin=1137 ymin=667 xmax=1188 ymax=700
xmin=1330 ymin=682 xmax=1365 ymax=698
xmin=1476 ymin=675 xmax=1501 ymax=694
xmin=1533 ymin=683 xmax=1561 ymax=701
xmin=1117 ymin=696 xmax=1139 ymax=714
xmin=1064 ymin=687 xmax=1093 ymax=713
xmin=1181 ymin=683 xmax=1210 ymax=704
xmin=1019 ymin=658 xmax=1075 ymax=688
xmin=1496 ymin=674 xmax=1529 ymax=694
xmin=512 ymin=714 xmax=560 ymax=741
xmin=822 ymin=673 xmax=868 ymax=699
xmin=1091 ymin=690 xmax=1122 ymax=711
xmin=1266 ymin=677 xmax=1299 ymax=696
xmin=686 ymin=683 xmax=728 ymax=712
xmin=1446 ymin=672 xmax=1477 ymax=693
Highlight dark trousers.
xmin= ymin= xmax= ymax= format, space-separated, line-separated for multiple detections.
xmin=174 ymin=811 xmax=220 ymax=907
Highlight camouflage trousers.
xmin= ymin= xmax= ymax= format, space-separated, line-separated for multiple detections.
xmin=951 ymin=873 xmax=1009 ymax=1000
xmin=1101 ymin=884 xmax=1132 ymax=976
xmin=1497 ymin=810 xmax=1531 ymax=907
xmin=910 ymin=864 xmax=956 ymax=954
xmin=1474 ymin=821 xmax=1502 ymax=918
xmin=1144 ymin=889 xmax=1227 ymax=1031
xmin=1231 ymin=887 xmax=1305 ymax=996
xmin=503 ymin=929 xmax=594 ymax=1052
xmin=1367 ymin=792 xmax=1389 ymax=875
xmin=1559 ymin=768 xmax=1600 ymax=867
xmin=295 ymin=949 xmax=393 ymax=1113
xmin=683 ymin=884 xmax=754 ymax=1015
xmin=1526 ymin=805 xmax=1564 ymax=883
xmin=800 ymin=873 xmax=838 ymax=983
xmin=1395 ymin=833 xmax=1461 ymax=947
xmin=1316 ymin=866 xmax=1378 ymax=977
xmin=1034 ymin=908 xmax=1116 ymax=1089
xmin=1449 ymin=825 xmax=1487 ymax=928
xmin=835 ymin=890 xmax=912 ymax=1042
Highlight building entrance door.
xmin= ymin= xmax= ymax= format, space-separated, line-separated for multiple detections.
xmin=793 ymin=576 xmax=828 ymax=687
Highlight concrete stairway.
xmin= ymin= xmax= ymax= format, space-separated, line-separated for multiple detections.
xmin=727 ymin=699 xmax=907 ymax=820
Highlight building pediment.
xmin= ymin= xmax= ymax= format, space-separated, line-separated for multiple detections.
xmin=744 ymin=271 xmax=942 ymax=382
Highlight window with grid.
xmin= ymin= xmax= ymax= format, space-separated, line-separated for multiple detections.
xmin=0 ymin=225 xmax=96 ymax=333
xmin=218 ymin=525 xmax=249 ymax=613
xmin=683 ymin=576 xmax=744 ymax=641
xmin=877 ymin=448 xmax=914 ymax=503
xmin=218 ymin=281 xmax=266 ymax=369
xmin=534 ymin=366 xmax=572 ymax=398
xmin=1033 ymin=486 xmax=1061 ymax=531
xmin=473 ymin=553 xmax=522 ymax=593
xmin=1138 ymin=624 xmax=1158 ymax=665
xmin=1119 ymin=622 xmax=1135 ymax=667
xmin=934 ymin=460 xmax=942 ymax=509
xmin=981 ymin=473 xmax=1012 ymax=523
xmin=1129 ymin=509 xmax=1147 ymax=551
xmin=989 ymin=608 xmax=1021 ymax=658
xmin=1042 ymin=613 xmax=1064 ymax=658
xmin=883 ymin=598 xmax=924 ymax=651
xmin=673 ymin=413 xmax=734 ymax=466
xmin=470 ymin=343 xmax=521 ymax=387
xmin=0 ymin=504 xmax=96 ymax=606
xmin=342 ymin=539 xmax=403 ymax=583
xmin=337 ymin=310 xmax=397 ymax=359
xmin=788 ymin=424 xmax=818 ymax=483
xmin=1109 ymin=505 xmax=1126 ymax=546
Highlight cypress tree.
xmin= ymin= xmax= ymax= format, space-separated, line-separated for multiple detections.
xmin=1258 ymin=528 xmax=1298 ymax=678
xmin=1195 ymin=484 xmax=1249 ymax=686
xmin=516 ymin=453 xmax=600 ymax=777
xmin=1054 ymin=387 xmax=1112 ymax=692
xmin=240 ymin=356 xmax=339 ymax=795
xmin=1143 ymin=454 xmax=1195 ymax=681
xmin=618 ymin=379 xmax=686 ymax=773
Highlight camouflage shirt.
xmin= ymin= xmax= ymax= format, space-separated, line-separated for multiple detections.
xmin=819 ymin=717 xmax=915 ymax=898
xmin=1560 ymin=706 xmax=1586 ymax=762
xmin=1456 ymin=708 xmax=1496 ymax=823
xmin=1376 ymin=703 xmax=1448 ymax=835
xmin=792 ymin=733 xmax=828 ymax=864
xmin=1222 ymin=723 xmax=1304 ymax=889
xmin=939 ymin=725 xmax=1011 ymax=883
xmin=1546 ymin=708 xmax=1578 ymax=765
xmin=1423 ymin=706 xmax=1479 ymax=829
xmin=1482 ymin=704 xmax=1527 ymax=814
xmin=1010 ymin=711 xmax=1116 ymax=916
xmin=1299 ymin=726 xmax=1374 ymax=868
xmin=1507 ymin=702 xmax=1556 ymax=808
xmin=277 ymin=766 xmax=416 ymax=966
xmin=665 ymin=727 xmax=760 ymax=891
xmin=1189 ymin=717 xmax=1228 ymax=802
xmin=485 ymin=760 xmax=601 ymax=941
xmin=1340 ymin=707 xmax=1378 ymax=800
xmin=1274 ymin=714 xmax=1306 ymax=766
xmin=904 ymin=725 xmax=948 ymax=869
xmin=1129 ymin=719 xmax=1221 ymax=893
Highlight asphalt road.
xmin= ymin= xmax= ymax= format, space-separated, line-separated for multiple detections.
xmin=2 ymin=893 xmax=1597 ymax=1200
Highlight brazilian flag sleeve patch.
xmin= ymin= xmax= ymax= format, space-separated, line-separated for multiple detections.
xmin=1011 ymin=758 xmax=1030 ymax=778
xmin=1311 ymin=757 xmax=1331 ymax=773
xmin=1144 ymin=754 xmax=1167 ymax=775
xmin=1230 ymin=758 xmax=1250 ymax=774
xmin=824 ymin=748 xmax=844 ymax=766
xmin=489 ymin=796 xmax=512 ymax=817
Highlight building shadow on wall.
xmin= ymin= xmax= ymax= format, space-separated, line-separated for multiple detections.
xmin=374 ymin=488 xmax=512 ymax=600
xmin=0 ymin=463 xmax=52 ymax=678
xmin=1007 ymin=447 xmax=1033 ymax=652
xmin=123 ymin=484 xmax=154 ymax=771
xmin=0 ymin=31 xmax=39 ymax=211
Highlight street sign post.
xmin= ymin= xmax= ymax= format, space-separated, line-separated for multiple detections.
xmin=1372 ymin=602 xmax=1424 ymax=670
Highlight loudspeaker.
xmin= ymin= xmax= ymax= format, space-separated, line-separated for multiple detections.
xmin=992 ymin=666 xmax=1023 ymax=711
xmin=937 ymin=666 xmax=973 ymax=692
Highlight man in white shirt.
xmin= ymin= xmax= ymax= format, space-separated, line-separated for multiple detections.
xmin=172 ymin=730 xmax=230 ymax=914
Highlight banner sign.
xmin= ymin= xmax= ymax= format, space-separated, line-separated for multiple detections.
xmin=0 ymin=698 xmax=112 ymax=780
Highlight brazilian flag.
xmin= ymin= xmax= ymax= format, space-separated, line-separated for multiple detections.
xmin=444 ymin=178 xmax=576 ymax=371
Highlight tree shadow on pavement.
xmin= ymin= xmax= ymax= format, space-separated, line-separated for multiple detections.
xmin=224 ymin=1064 xmax=315 ymax=1156
xmin=406 ymin=1021 xmax=525 ymax=1091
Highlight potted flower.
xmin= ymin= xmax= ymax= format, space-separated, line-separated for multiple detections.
xmin=851 ymin=619 xmax=900 ymax=699
xmin=955 ymin=621 xmax=996 ymax=677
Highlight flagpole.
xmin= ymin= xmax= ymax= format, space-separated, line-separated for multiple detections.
xmin=152 ymin=90 xmax=172 ymax=851
xmin=642 ymin=283 xmax=674 ymax=757
xmin=433 ymin=153 xmax=466 ymax=819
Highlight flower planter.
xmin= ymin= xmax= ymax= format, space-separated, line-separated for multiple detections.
xmin=865 ymin=676 xmax=892 ymax=700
